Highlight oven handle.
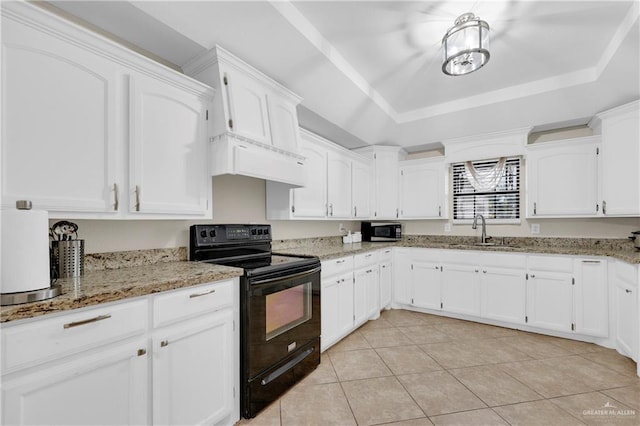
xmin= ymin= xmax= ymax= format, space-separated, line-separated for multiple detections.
xmin=261 ymin=346 xmax=315 ymax=386
xmin=250 ymin=266 xmax=321 ymax=285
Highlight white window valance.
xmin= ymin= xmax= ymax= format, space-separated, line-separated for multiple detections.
xmin=464 ymin=157 xmax=506 ymax=192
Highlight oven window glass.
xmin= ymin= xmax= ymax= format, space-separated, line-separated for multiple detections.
xmin=265 ymin=282 xmax=311 ymax=341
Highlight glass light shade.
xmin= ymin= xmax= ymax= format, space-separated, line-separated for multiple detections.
xmin=442 ymin=13 xmax=490 ymax=76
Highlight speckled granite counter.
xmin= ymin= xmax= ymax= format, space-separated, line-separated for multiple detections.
xmin=274 ymin=236 xmax=640 ymax=264
xmin=1 ymin=261 xmax=243 ymax=323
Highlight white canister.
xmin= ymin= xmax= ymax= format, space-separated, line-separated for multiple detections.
xmin=1 ymin=202 xmax=51 ymax=293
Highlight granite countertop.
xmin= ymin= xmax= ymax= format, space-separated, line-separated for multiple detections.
xmin=1 ymin=261 xmax=243 ymax=323
xmin=275 ymin=238 xmax=640 ymax=264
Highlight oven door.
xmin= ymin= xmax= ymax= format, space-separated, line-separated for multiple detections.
xmin=243 ymin=265 xmax=320 ymax=379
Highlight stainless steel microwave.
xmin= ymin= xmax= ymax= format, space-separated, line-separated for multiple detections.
xmin=361 ymin=222 xmax=401 ymax=242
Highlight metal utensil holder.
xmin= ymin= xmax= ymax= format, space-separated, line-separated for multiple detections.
xmin=52 ymin=240 xmax=84 ymax=278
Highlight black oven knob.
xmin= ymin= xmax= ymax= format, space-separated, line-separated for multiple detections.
xmin=251 ymin=228 xmax=257 ymax=236
xmin=209 ymin=229 xmax=216 ymax=238
xmin=258 ymin=229 xmax=263 ymax=235
xmin=200 ymin=230 xmax=207 ymax=238
xmin=264 ymin=228 xmax=269 ymax=235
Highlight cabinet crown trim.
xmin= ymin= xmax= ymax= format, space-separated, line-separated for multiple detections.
xmin=212 ymin=132 xmax=305 ymax=160
xmin=183 ymin=44 xmax=302 ymax=104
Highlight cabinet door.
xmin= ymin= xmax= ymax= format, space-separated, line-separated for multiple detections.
xmin=267 ymin=95 xmax=300 ymax=152
xmin=393 ymin=249 xmax=413 ymax=305
xmin=352 ymin=160 xmax=372 ymax=218
xmin=221 ymin=68 xmax=271 ymax=145
xmin=327 ymin=151 xmax=352 ymax=218
xmin=614 ymin=281 xmax=638 ymax=360
xmin=399 ymin=163 xmax=444 ymax=219
xmin=526 ymin=271 xmax=573 ymax=332
xmin=2 ymin=340 xmax=148 ymax=425
xmin=412 ymin=261 xmax=442 ymax=310
xmin=527 ymin=141 xmax=599 ymax=217
xmin=374 ymin=151 xmax=400 ymax=219
xmin=321 ymin=275 xmax=341 ymax=351
xmin=600 ymin=103 xmax=640 ymax=216
xmin=481 ymin=267 xmax=526 ymax=324
xmin=129 ymin=74 xmax=209 ymax=215
xmin=1 ymin=18 xmax=119 ymax=213
xmin=337 ymin=272 xmax=355 ymax=337
xmin=291 ymin=138 xmax=327 ymax=218
xmin=441 ymin=264 xmax=481 ymax=316
xmin=153 ymin=310 xmax=234 ymax=426
xmin=379 ymin=261 xmax=393 ymax=309
xmin=574 ymin=259 xmax=608 ymax=337
xmin=354 ymin=268 xmax=369 ymax=327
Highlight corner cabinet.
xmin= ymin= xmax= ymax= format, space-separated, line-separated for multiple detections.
xmin=129 ymin=74 xmax=210 ymax=215
xmin=613 ymin=261 xmax=638 ymax=361
xmin=526 ymin=137 xmax=600 ymax=217
xmin=399 ymin=157 xmax=447 ymax=219
xmin=594 ymin=100 xmax=640 ymax=216
xmin=1 ymin=2 xmax=215 ymax=218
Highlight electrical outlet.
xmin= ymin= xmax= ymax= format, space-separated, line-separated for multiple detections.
xmin=530 ymin=223 xmax=540 ymax=234
xmin=444 ymin=223 xmax=452 ymax=232
xmin=338 ymin=223 xmax=345 ymax=233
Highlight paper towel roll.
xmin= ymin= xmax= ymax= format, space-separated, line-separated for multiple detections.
xmin=1 ymin=207 xmax=50 ymax=293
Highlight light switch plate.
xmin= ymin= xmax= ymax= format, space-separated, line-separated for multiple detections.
xmin=444 ymin=223 xmax=452 ymax=232
xmin=530 ymin=223 xmax=540 ymax=234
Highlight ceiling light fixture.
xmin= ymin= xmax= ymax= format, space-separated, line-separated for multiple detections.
xmin=442 ymin=12 xmax=490 ymax=76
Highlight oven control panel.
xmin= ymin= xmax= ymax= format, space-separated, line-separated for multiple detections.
xmin=190 ymin=224 xmax=271 ymax=247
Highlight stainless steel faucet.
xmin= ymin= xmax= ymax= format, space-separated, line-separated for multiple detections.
xmin=472 ymin=214 xmax=488 ymax=244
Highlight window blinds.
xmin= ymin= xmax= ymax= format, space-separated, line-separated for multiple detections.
xmin=452 ymin=157 xmax=520 ymax=220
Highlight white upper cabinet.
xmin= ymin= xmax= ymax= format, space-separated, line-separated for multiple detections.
xmin=1 ymin=8 xmax=119 ymax=213
xmin=399 ymin=158 xmax=446 ymax=219
xmin=354 ymin=146 xmax=407 ymax=220
xmin=266 ymin=129 xmax=371 ymax=220
xmin=526 ymin=137 xmax=600 ymax=217
xmin=184 ymin=45 xmax=306 ymax=186
xmin=352 ymin=160 xmax=372 ymax=218
xmin=129 ymin=74 xmax=209 ymax=216
xmin=327 ymin=150 xmax=352 ymax=218
xmin=220 ymin=70 xmax=272 ymax=145
xmin=288 ymin=133 xmax=328 ymax=218
xmin=1 ymin=2 xmax=215 ymax=218
xmin=593 ymin=100 xmax=640 ymax=216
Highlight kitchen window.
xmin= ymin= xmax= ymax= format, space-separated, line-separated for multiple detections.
xmin=452 ymin=157 xmax=521 ymax=222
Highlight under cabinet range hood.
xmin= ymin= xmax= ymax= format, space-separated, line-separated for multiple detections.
xmin=184 ymin=45 xmax=307 ymax=187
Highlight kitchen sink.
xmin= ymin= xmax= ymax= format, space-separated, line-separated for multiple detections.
xmin=447 ymin=243 xmax=520 ymax=250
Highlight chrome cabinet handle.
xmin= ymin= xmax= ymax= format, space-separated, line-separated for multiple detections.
xmin=396 ymin=208 xmax=399 ymax=218
xmin=137 ymin=348 xmax=147 ymax=356
xmin=366 ymin=269 xmax=373 ymax=273
xmin=602 ymin=200 xmax=607 ymax=214
xmin=530 ymin=274 xmax=536 ymax=278
xmin=626 ymin=289 xmax=632 ymax=294
xmin=354 ymin=206 xmax=357 ymax=217
xmin=63 ymin=314 xmax=111 ymax=329
xmin=329 ymin=204 xmax=334 ymax=216
xmin=113 ymin=183 xmax=119 ymax=211
xmin=581 ymin=260 xmax=601 ymax=264
xmin=189 ymin=288 xmax=216 ymax=298
xmin=365 ymin=254 xmax=372 ymax=258
xmin=381 ymin=265 xmax=387 ymax=269
xmin=135 ymin=185 xmax=141 ymax=211
xmin=475 ymin=269 xmax=479 ymax=273
xmin=533 ymin=202 xmax=537 ymax=215
xmin=483 ymin=270 xmax=487 ymax=273
xmin=438 ymin=206 xmax=442 ymax=217
xmin=160 ymin=340 xmax=169 ymax=347
xmin=336 ymin=259 xmax=346 ymax=264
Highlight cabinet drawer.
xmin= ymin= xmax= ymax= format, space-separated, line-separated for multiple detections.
xmin=2 ymin=299 xmax=148 ymax=373
xmin=378 ymin=248 xmax=393 ymax=262
xmin=527 ymin=255 xmax=574 ymax=273
xmin=354 ymin=251 xmax=378 ymax=269
xmin=153 ymin=280 xmax=234 ymax=328
xmin=412 ymin=248 xmax=440 ymax=262
xmin=321 ymin=256 xmax=354 ymax=278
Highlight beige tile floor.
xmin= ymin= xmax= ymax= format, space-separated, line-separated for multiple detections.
xmin=239 ymin=310 xmax=639 ymax=426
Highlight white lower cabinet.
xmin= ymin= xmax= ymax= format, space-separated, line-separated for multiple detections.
xmin=321 ymin=270 xmax=354 ymax=352
xmin=613 ymin=261 xmax=638 ymax=361
xmin=441 ymin=262 xmax=481 ymax=316
xmin=574 ymin=259 xmax=608 ymax=337
xmin=2 ymin=339 xmax=148 ymax=426
xmin=412 ymin=258 xmax=442 ymax=310
xmin=153 ymin=310 xmax=234 ymax=425
xmin=481 ymin=253 xmax=527 ymax=324
xmin=526 ymin=270 xmax=573 ymax=333
xmin=379 ymin=249 xmax=393 ymax=309
xmin=1 ymin=279 xmax=239 ymax=426
xmin=393 ymin=248 xmax=413 ymax=305
xmin=354 ymin=267 xmax=379 ymax=327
